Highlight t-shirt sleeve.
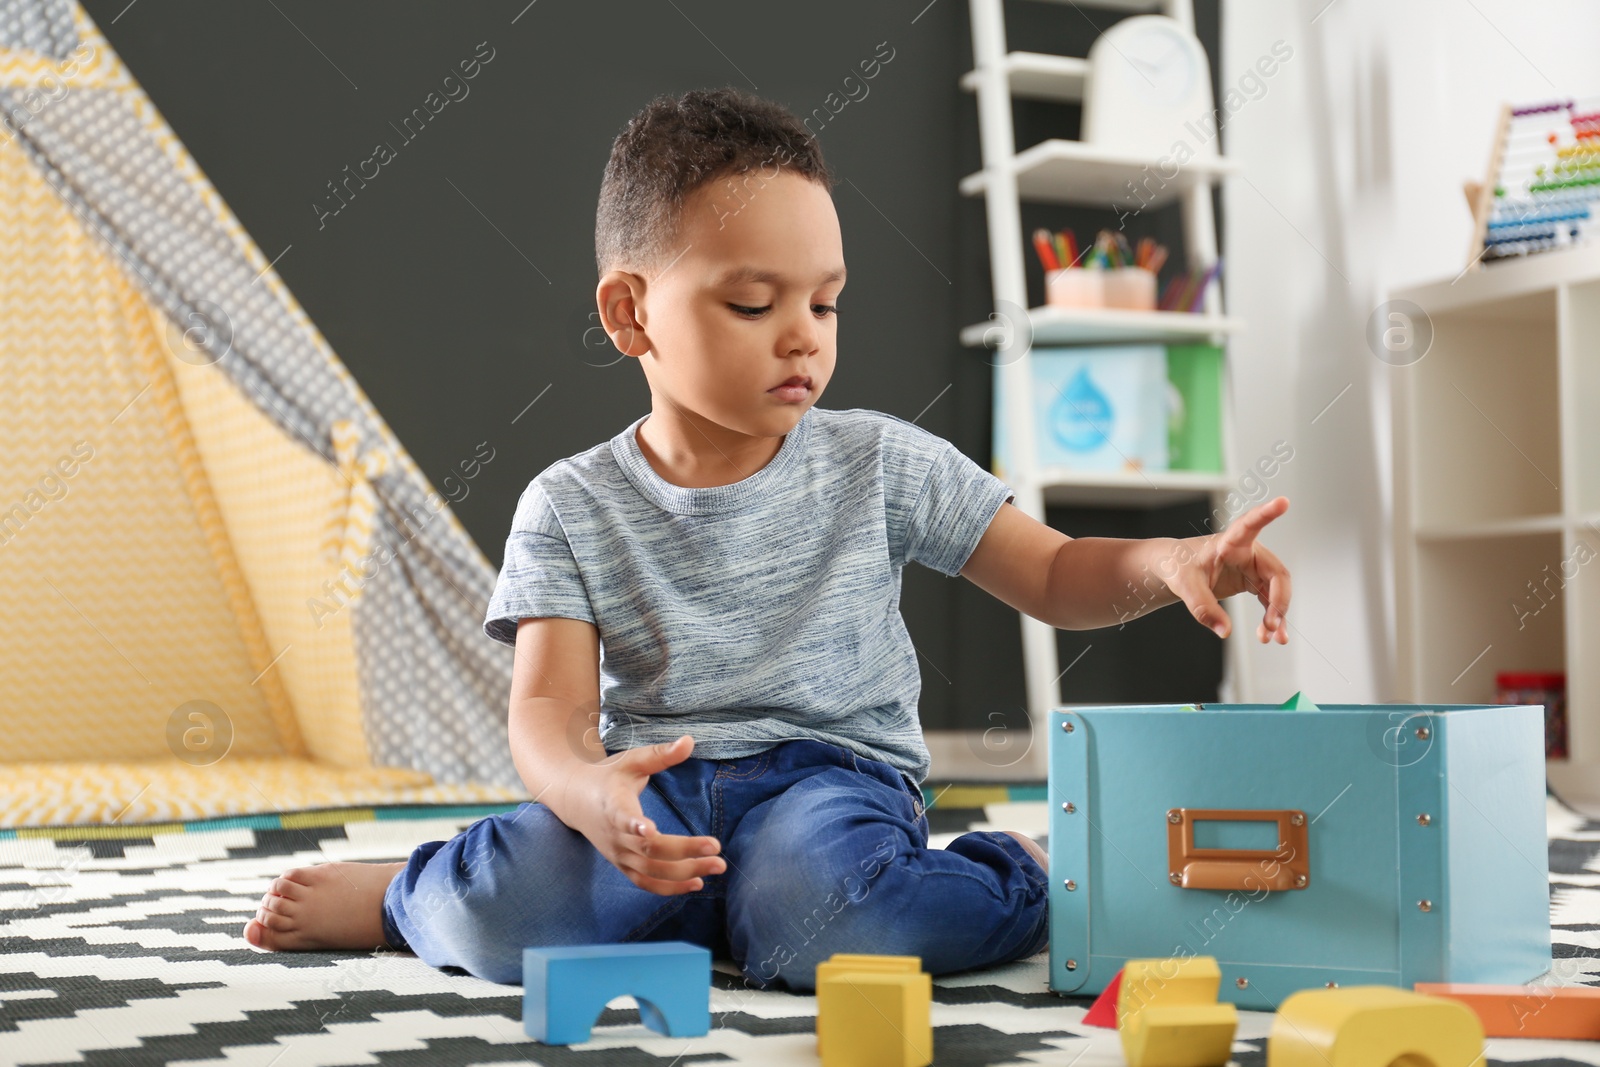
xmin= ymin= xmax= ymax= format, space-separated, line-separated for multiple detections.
xmin=897 ymin=421 xmax=1016 ymax=577
xmin=482 ymin=479 xmax=596 ymax=646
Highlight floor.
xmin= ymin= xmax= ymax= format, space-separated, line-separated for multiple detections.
xmin=0 ymin=789 xmax=1595 ymax=1066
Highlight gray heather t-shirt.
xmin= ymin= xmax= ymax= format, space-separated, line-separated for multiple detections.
xmin=482 ymin=405 xmax=1015 ymax=784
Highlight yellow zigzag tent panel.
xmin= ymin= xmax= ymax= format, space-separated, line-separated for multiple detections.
xmin=0 ymin=0 xmax=528 ymax=826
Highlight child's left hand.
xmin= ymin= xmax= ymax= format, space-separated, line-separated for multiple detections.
xmin=1162 ymin=496 xmax=1291 ymax=644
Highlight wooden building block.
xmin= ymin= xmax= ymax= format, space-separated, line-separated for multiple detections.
xmin=1118 ymin=956 xmax=1225 ymax=1017
xmin=522 ymin=941 xmax=710 ymax=1045
xmin=1118 ymin=957 xmax=1238 ymax=1067
xmin=817 ymin=967 xmax=932 ymax=1067
xmin=1414 ymin=981 xmax=1600 ymax=1039
xmin=1082 ymin=966 xmax=1124 ymax=1028
xmin=815 ymin=954 xmax=923 ymax=1048
xmin=1269 ymin=986 xmax=1483 ymax=1067
xmin=1124 ymin=1004 xmax=1240 ymax=1067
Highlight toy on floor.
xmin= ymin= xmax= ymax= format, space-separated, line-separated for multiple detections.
xmin=1082 ymin=965 xmax=1124 ymax=1028
xmin=815 ymin=952 xmax=932 ymax=1067
xmin=521 ymin=941 xmax=711 ymax=1045
xmin=1269 ymin=986 xmax=1483 ymax=1067
xmin=814 ymin=954 xmax=924 ymax=1050
xmin=1415 ymin=981 xmax=1600 ymax=1039
xmin=1117 ymin=957 xmax=1238 ymax=1067
xmin=1048 ymin=703 xmax=1551 ymax=999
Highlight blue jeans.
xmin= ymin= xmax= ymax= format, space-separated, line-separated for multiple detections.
xmin=379 ymin=738 xmax=1049 ymax=991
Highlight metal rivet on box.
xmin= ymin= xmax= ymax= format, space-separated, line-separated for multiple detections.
xmin=1417 ymin=813 xmax=1431 ymax=826
xmin=1418 ymin=899 xmax=1433 ymax=912
xmin=1169 ymin=872 xmax=1182 ymax=885
xmin=1062 ymin=801 xmax=1076 ymax=814
xmin=1289 ymin=812 xmax=1305 ymax=826
xmin=1415 ymin=726 xmax=1431 ymax=740
xmin=1066 ymin=959 xmax=1077 ymax=971
xmin=1168 ymin=811 xmax=1182 ymax=824
xmin=1062 ymin=721 xmax=1075 ymax=733
xmin=1294 ymin=875 xmax=1308 ymax=888
xmin=1235 ymin=977 xmax=1249 ymax=989
xmin=1326 ymin=981 xmax=1339 ymax=988
xmin=1064 ymin=879 xmax=1077 ymax=891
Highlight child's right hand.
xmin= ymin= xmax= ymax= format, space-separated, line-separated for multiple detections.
xmin=567 ymin=734 xmax=726 ymax=896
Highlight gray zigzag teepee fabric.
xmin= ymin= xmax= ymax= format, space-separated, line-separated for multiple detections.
xmin=0 ymin=0 xmax=76 ymax=59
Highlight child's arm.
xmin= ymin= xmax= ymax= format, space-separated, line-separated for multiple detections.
xmin=506 ymin=617 xmax=725 ymax=895
xmin=960 ymin=496 xmax=1292 ymax=643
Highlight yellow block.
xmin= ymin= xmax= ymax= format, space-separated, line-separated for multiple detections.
xmin=1119 ymin=957 xmax=1238 ymax=1067
xmin=1123 ymin=1004 xmax=1238 ymax=1067
xmin=815 ymin=955 xmax=923 ymax=1050
xmin=1269 ymin=986 xmax=1484 ymax=1067
xmin=817 ymin=967 xmax=932 ymax=1067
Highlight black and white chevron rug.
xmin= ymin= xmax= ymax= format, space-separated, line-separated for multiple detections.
xmin=2 ymin=790 xmax=1598 ymax=1066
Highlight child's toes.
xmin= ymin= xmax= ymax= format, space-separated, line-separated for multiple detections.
xmin=257 ymin=894 xmax=300 ymax=929
xmin=268 ymin=873 xmax=312 ymax=901
xmin=243 ymin=915 xmax=280 ymax=949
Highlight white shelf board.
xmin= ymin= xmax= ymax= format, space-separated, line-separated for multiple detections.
xmin=1413 ymin=514 xmax=1567 ymax=541
xmin=960 ymin=139 xmax=1241 ymax=209
xmin=961 ymin=305 xmax=1242 ymax=347
xmin=1029 ymin=468 xmax=1233 ymax=509
xmin=1391 ymin=241 xmax=1600 ymax=316
xmin=959 ymin=52 xmax=1089 ymax=104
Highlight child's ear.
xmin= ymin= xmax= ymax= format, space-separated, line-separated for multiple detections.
xmin=596 ymin=270 xmax=651 ymax=358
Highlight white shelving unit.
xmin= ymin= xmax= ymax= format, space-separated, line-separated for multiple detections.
xmin=960 ymin=0 xmax=1249 ymax=763
xmin=1390 ymin=242 xmax=1600 ymax=802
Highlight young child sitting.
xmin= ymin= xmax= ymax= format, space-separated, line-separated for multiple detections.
xmin=241 ymin=86 xmax=1292 ymax=992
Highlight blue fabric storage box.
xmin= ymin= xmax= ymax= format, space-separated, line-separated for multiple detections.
xmin=1047 ymin=702 xmax=1551 ymax=1010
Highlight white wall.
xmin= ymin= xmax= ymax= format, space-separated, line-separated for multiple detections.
xmin=1219 ymin=0 xmax=1600 ymax=703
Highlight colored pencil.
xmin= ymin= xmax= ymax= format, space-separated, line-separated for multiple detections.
xmin=1186 ymin=259 xmax=1223 ymax=312
xmin=1033 ymin=228 xmax=1059 ymax=271
xmin=1157 ymin=274 xmax=1185 ymax=310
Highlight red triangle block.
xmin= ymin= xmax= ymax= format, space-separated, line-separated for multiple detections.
xmin=1081 ymin=968 xmax=1123 ymax=1029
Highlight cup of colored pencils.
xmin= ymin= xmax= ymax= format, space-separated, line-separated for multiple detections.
xmin=1103 ymin=232 xmax=1158 ymax=310
xmin=1034 ymin=228 xmax=1104 ymax=308
xmin=1033 ymin=229 xmax=1171 ymax=311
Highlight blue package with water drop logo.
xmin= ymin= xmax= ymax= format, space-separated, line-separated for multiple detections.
xmin=991 ymin=345 xmax=1170 ymax=480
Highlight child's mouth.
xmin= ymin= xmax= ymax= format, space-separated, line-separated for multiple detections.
xmin=768 ymin=379 xmax=811 ymax=402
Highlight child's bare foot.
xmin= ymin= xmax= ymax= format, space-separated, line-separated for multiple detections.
xmin=1002 ymin=830 xmax=1048 ymax=874
xmin=242 ymin=861 xmax=406 ymax=951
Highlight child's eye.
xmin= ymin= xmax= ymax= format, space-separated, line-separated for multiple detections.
xmin=727 ymin=303 xmax=840 ymax=318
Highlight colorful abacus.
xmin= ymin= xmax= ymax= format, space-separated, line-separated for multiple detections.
xmin=1468 ymin=97 xmax=1600 ymax=267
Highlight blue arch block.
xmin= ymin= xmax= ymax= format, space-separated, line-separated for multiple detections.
xmin=522 ymin=941 xmax=712 ymax=1045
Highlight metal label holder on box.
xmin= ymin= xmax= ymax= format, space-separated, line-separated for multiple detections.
xmin=1047 ymin=703 xmax=1552 ymax=1010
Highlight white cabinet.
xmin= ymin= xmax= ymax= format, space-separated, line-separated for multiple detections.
xmin=1390 ymin=243 xmax=1600 ymax=798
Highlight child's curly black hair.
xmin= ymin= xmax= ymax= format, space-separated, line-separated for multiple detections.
xmin=595 ymin=87 xmax=834 ymax=280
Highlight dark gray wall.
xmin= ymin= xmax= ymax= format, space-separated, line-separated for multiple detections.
xmin=85 ymin=0 xmax=1223 ymax=732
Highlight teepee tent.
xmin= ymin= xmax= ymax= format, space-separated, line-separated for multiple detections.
xmin=0 ymin=0 xmax=527 ymax=826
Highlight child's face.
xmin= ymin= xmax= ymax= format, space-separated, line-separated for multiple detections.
xmin=602 ymin=169 xmax=844 ymax=436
